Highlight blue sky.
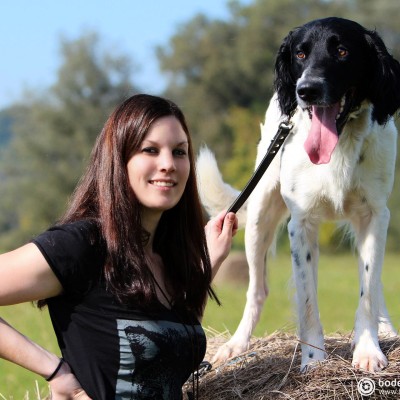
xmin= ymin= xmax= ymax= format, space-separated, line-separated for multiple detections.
xmin=0 ymin=0 xmax=251 ymax=109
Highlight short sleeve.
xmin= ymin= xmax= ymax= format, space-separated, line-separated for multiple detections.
xmin=32 ymin=221 xmax=105 ymax=298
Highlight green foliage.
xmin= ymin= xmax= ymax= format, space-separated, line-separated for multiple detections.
xmin=0 ymin=110 xmax=12 ymax=147
xmin=0 ymin=32 xmax=137 ymax=249
xmin=222 ymin=106 xmax=260 ymax=189
xmin=353 ymin=0 xmax=400 ymax=56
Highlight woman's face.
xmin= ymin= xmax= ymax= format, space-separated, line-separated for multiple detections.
xmin=127 ymin=116 xmax=190 ymax=220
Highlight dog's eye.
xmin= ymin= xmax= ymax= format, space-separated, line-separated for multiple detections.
xmin=296 ymin=51 xmax=306 ymax=59
xmin=337 ymin=47 xmax=348 ymax=58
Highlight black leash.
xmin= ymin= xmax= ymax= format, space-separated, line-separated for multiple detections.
xmin=227 ymin=120 xmax=293 ymax=214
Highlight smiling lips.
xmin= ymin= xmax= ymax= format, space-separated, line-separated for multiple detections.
xmin=149 ymin=180 xmax=176 ymax=188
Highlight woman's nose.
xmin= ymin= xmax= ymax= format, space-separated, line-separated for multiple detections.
xmin=159 ymin=152 xmax=176 ymax=172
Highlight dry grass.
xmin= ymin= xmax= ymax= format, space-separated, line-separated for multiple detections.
xmin=184 ymin=329 xmax=400 ymax=399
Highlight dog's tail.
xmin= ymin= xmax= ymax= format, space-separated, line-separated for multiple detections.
xmin=196 ymin=146 xmax=247 ymax=228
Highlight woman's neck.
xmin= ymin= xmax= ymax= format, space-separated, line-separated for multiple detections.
xmin=141 ymin=209 xmax=162 ymax=248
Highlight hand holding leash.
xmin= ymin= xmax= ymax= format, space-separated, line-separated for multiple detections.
xmin=205 ymin=210 xmax=238 ymax=278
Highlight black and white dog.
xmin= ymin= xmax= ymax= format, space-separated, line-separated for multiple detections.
xmin=197 ymin=17 xmax=400 ymax=372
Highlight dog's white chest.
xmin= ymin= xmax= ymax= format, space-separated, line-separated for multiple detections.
xmin=278 ymin=109 xmax=396 ymax=220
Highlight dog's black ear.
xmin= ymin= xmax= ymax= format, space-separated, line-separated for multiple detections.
xmin=365 ymin=29 xmax=400 ymax=125
xmin=274 ymin=30 xmax=298 ymax=117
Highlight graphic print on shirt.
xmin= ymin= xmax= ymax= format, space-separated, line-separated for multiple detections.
xmin=115 ymin=318 xmax=204 ymax=400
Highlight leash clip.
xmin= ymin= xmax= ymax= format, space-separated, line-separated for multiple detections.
xmin=279 ymin=120 xmax=294 ymax=131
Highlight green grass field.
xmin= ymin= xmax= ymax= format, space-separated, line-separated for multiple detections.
xmin=0 ymin=252 xmax=399 ymax=398
xmin=204 ymin=252 xmax=400 ymax=336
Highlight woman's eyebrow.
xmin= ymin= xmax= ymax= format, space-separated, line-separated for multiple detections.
xmin=143 ymin=139 xmax=189 ymax=146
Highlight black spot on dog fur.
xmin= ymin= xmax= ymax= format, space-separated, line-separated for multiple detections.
xmin=292 ymin=250 xmax=301 ymax=268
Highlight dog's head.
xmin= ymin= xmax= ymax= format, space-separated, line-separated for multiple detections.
xmin=274 ymin=17 xmax=400 ymax=164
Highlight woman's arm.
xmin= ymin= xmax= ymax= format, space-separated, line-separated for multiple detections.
xmin=0 ymin=243 xmax=62 ymax=305
xmin=0 ymin=316 xmax=62 ymax=379
xmin=204 ymin=210 xmax=238 ymax=280
xmin=0 ymin=243 xmax=91 ymax=399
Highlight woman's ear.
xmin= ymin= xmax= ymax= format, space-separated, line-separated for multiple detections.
xmin=274 ymin=29 xmax=298 ymax=118
xmin=365 ymin=29 xmax=400 ymax=125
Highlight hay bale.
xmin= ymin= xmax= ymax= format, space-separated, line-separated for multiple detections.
xmin=184 ymin=330 xmax=400 ymax=399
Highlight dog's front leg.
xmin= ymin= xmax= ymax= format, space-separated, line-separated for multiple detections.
xmin=288 ymin=217 xmax=326 ymax=371
xmin=352 ymin=208 xmax=391 ymax=372
xmin=357 ymin=258 xmax=396 ymax=338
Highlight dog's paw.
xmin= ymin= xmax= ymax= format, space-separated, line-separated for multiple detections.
xmin=211 ymin=340 xmax=249 ymax=365
xmin=300 ymin=349 xmax=326 ymax=373
xmin=352 ymin=343 xmax=388 ymax=372
xmin=300 ymin=360 xmax=324 ymax=373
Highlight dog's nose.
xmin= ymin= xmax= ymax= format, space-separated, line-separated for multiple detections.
xmin=297 ymin=80 xmax=324 ymax=103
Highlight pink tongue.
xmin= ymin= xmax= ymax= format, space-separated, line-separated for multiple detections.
xmin=304 ymin=104 xmax=340 ymax=164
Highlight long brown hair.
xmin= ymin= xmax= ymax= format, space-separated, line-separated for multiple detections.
xmin=60 ymin=94 xmax=217 ymax=315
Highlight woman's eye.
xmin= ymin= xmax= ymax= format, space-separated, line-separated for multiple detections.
xmin=296 ymin=51 xmax=306 ymax=59
xmin=142 ymin=147 xmax=158 ymax=154
xmin=337 ymin=47 xmax=348 ymax=58
xmin=173 ymin=149 xmax=187 ymax=157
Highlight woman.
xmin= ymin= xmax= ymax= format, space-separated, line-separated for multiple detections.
xmin=0 ymin=94 xmax=237 ymax=399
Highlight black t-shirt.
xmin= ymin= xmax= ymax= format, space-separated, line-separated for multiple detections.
xmin=32 ymin=221 xmax=206 ymax=400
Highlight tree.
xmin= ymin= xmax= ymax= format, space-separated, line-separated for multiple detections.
xmin=0 ymin=32 xmax=137 ymax=249
xmin=0 ymin=110 xmax=12 ymax=147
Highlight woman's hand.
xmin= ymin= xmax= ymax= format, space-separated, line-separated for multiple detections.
xmin=49 ymin=361 xmax=92 ymax=399
xmin=205 ymin=210 xmax=238 ymax=279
